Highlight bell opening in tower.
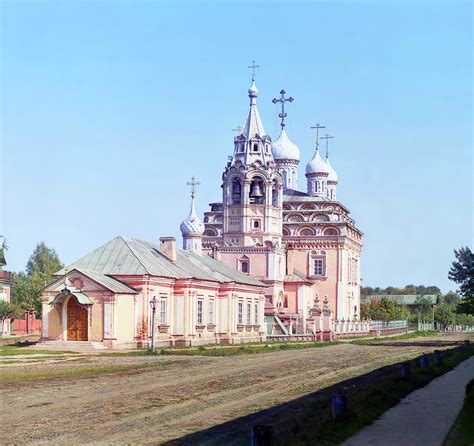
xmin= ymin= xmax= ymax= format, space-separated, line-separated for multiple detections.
xmin=231 ymin=178 xmax=242 ymax=204
xmin=249 ymin=177 xmax=265 ymax=204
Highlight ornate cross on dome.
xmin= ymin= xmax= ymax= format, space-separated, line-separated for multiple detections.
xmin=310 ymin=123 xmax=325 ymax=150
xmin=272 ymin=90 xmax=294 ymax=130
xmin=248 ymin=60 xmax=260 ymax=81
xmin=320 ymin=133 xmax=335 ymax=159
xmin=186 ymin=176 xmax=200 ymax=199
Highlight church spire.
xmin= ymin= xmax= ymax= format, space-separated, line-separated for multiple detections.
xmin=180 ymin=177 xmax=205 ymax=255
xmin=230 ymin=62 xmax=273 ymax=167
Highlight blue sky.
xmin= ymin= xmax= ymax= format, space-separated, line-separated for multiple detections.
xmin=1 ymin=1 xmax=472 ymax=292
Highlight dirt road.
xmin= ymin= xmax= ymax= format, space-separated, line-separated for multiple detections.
xmin=1 ymin=333 xmax=471 ymax=445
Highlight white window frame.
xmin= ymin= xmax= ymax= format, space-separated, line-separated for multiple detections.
xmin=254 ymin=303 xmax=259 ymax=325
xmin=238 ymin=302 xmax=243 ymax=325
xmin=197 ymin=300 xmax=203 ymax=325
xmin=160 ymin=299 xmax=167 ymax=325
xmin=208 ymin=300 xmax=214 ymax=325
xmin=246 ymin=302 xmax=251 ymax=324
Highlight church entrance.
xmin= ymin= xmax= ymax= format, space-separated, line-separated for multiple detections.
xmin=67 ymin=297 xmax=88 ymax=341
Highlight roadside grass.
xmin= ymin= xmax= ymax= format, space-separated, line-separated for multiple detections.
xmin=102 ymin=331 xmax=442 ymax=357
xmin=263 ymin=346 xmax=473 ymax=446
xmin=350 ymin=330 xmax=438 ymax=345
xmin=0 ymin=344 xmax=79 ymax=356
xmin=101 ymin=340 xmax=341 ymax=357
xmin=443 ymin=378 xmax=474 ymax=446
xmin=0 ymin=359 xmax=173 ymax=385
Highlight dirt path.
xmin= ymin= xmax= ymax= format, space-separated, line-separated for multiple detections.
xmin=343 ymin=355 xmax=474 ymax=446
xmin=1 ymin=333 xmax=471 ymax=445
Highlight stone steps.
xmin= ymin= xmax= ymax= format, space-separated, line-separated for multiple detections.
xmin=31 ymin=340 xmax=109 ymax=351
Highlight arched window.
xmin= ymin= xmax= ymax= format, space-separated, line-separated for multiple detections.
xmin=323 ymin=227 xmax=340 ymax=236
xmin=231 ymin=179 xmax=241 ymax=204
xmin=272 ymin=180 xmax=279 ymax=206
xmin=253 ymin=143 xmax=259 ymax=152
xmin=249 ymin=177 xmax=265 ymax=204
xmin=253 ymin=220 xmax=260 ymax=229
xmin=300 ymin=228 xmax=315 ymax=236
xmin=241 ymin=261 xmax=249 ymax=273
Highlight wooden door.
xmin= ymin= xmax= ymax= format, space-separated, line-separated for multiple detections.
xmin=67 ymin=297 xmax=88 ymax=341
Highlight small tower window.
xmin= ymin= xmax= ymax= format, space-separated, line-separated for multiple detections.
xmin=253 ymin=220 xmax=260 ymax=229
xmin=253 ymin=143 xmax=259 ymax=152
xmin=241 ymin=261 xmax=249 ymax=273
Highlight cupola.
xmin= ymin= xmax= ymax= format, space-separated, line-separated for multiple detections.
xmin=180 ymin=177 xmax=205 ymax=255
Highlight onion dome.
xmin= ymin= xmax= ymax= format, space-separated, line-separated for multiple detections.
xmin=248 ymin=80 xmax=259 ymax=98
xmin=271 ymin=129 xmax=300 ymax=161
xmin=305 ymin=149 xmax=329 ymax=174
xmin=326 ymin=157 xmax=338 ymax=182
xmin=180 ymin=198 xmax=204 ymax=236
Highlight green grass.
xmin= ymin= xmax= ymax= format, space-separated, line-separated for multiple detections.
xmin=0 ymin=360 xmax=172 ymax=385
xmin=444 ymin=379 xmax=474 ymax=446
xmin=350 ymin=330 xmax=438 ymax=345
xmin=0 ymin=344 xmax=79 ymax=356
xmin=259 ymin=346 xmax=473 ymax=446
xmin=100 ymin=340 xmax=341 ymax=357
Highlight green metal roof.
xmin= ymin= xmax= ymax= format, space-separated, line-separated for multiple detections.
xmin=361 ymin=294 xmax=438 ymax=305
xmin=57 ymin=236 xmax=265 ymax=288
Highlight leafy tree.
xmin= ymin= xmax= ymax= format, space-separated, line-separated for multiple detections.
xmin=11 ymin=242 xmax=63 ymax=315
xmin=434 ymin=303 xmax=455 ymax=329
xmin=26 ymin=242 xmax=63 ymax=277
xmin=442 ymin=291 xmax=461 ymax=305
xmin=0 ymin=300 xmax=23 ymax=333
xmin=448 ymin=247 xmax=474 ymax=315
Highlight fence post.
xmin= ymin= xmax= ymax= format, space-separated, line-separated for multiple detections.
xmin=331 ymin=394 xmax=347 ymax=419
xmin=419 ymin=354 xmax=429 ymax=369
xmin=401 ymin=362 xmax=412 ymax=379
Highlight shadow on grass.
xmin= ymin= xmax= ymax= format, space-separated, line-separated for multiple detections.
xmin=164 ymin=345 xmax=472 ymax=446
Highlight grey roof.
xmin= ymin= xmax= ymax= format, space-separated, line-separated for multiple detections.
xmin=58 ymin=236 xmax=264 ymax=287
xmin=361 ymin=294 xmax=439 ymax=305
xmin=73 ymin=269 xmax=138 ymax=294
xmin=284 ymin=272 xmax=311 ymax=283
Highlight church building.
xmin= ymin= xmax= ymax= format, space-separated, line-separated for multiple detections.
xmin=40 ymin=69 xmax=364 ymax=348
xmin=201 ymin=73 xmax=363 ymax=335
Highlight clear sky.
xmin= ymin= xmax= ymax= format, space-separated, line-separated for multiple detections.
xmin=1 ymin=0 xmax=472 ymax=292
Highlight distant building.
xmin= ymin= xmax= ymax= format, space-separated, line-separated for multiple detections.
xmin=361 ymin=294 xmax=439 ymax=312
xmin=0 ymin=244 xmax=12 ymax=335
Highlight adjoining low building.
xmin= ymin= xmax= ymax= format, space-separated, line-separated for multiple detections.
xmin=0 ymin=246 xmax=12 ymax=335
xmin=41 ymin=235 xmax=267 ymax=349
xmin=361 ymin=294 xmax=439 ymax=311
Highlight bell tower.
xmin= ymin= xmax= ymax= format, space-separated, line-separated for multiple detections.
xmin=216 ymin=64 xmax=286 ymax=298
xmin=221 ymin=71 xmax=283 ymax=248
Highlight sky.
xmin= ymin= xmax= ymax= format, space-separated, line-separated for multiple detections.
xmin=1 ymin=0 xmax=472 ymax=293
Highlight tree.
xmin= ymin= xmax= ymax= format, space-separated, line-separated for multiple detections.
xmin=442 ymin=291 xmax=461 ymax=305
xmin=0 ymin=300 xmax=23 ymax=334
xmin=11 ymin=242 xmax=64 ymax=315
xmin=448 ymin=247 xmax=474 ymax=315
xmin=26 ymin=242 xmax=63 ymax=277
xmin=434 ymin=303 xmax=455 ymax=329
